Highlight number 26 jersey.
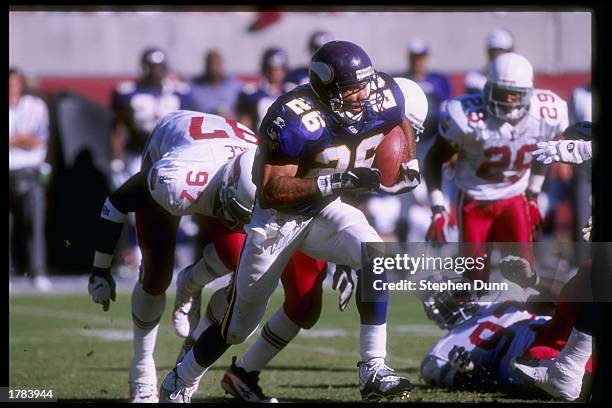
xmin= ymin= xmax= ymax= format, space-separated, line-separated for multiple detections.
xmin=259 ymin=72 xmax=406 ymax=216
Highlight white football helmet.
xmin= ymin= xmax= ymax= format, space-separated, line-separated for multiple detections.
xmin=393 ymin=77 xmax=428 ymax=138
xmin=218 ymin=149 xmax=257 ymax=230
xmin=484 ymin=52 xmax=534 ymax=122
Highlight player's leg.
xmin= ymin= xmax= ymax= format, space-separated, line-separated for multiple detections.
xmin=129 ymin=203 xmax=179 ymax=403
xmin=173 ymin=219 xmax=242 ymax=362
xmin=514 ymin=261 xmax=594 ymax=401
xmin=160 ymin=204 xmax=311 ymax=402
xmin=491 ymin=194 xmax=536 ymax=274
xmin=459 ymin=192 xmax=495 ymax=282
xmin=172 ymin=241 xmax=234 ymax=338
xmin=301 ymin=200 xmax=412 ymax=401
xmin=222 ymin=252 xmax=326 ymax=402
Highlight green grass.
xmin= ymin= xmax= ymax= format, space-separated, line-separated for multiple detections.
xmin=9 ymin=290 xmax=548 ymax=402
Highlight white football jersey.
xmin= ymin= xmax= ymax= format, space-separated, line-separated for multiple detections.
xmin=420 ymin=301 xmax=550 ymax=387
xmin=439 ymin=89 xmax=568 ymax=200
xmin=145 ymin=110 xmax=258 ymax=216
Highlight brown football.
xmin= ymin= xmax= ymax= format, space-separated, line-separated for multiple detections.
xmin=373 ymin=125 xmax=408 ymax=187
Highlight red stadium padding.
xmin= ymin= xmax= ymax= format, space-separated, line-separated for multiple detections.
xmin=36 ymin=73 xmax=590 ymax=108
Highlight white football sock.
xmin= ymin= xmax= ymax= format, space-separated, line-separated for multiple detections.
xmin=555 ymin=327 xmax=592 ymax=370
xmin=176 ymin=349 xmax=207 ymax=388
xmin=360 ymin=323 xmax=387 ymax=361
xmin=548 ymin=327 xmax=592 ymax=400
xmin=237 ymin=307 xmax=300 ymax=372
xmin=129 ymin=281 xmax=166 ymax=385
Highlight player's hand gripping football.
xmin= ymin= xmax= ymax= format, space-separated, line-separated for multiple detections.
xmin=448 ymin=345 xmax=475 ymax=373
xmin=378 ymin=159 xmax=421 ymax=195
xmin=317 ymin=167 xmax=381 ymax=197
xmin=332 ymin=264 xmax=354 ymax=311
xmin=88 ymin=266 xmax=117 ymax=311
xmin=425 ymin=205 xmax=455 ymax=246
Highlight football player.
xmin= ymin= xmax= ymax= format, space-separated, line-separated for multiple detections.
xmin=507 ymin=121 xmax=597 ymax=401
xmin=424 ymin=52 xmax=569 ymax=282
xmin=285 ymin=30 xmax=334 ymax=88
xmin=159 ymin=41 xmax=426 ymax=403
xmin=236 ymin=47 xmax=294 ymax=133
xmin=87 ymin=110 xmax=330 ymax=403
xmin=170 ymin=76 xmax=428 ymax=403
xmin=109 ymin=47 xmax=195 ymax=273
xmin=420 ymin=269 xmax=592 ymax=400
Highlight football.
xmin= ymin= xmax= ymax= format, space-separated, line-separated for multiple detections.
xmin=373 ymin=125 xmax=408 ymax=187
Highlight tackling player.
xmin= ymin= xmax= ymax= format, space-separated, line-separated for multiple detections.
xmin=109 ymin=47 xmax=195 ymax=273
xmin=159 ymin=41 xmax=426 ymax=403
xmin=87 ymin=110 xmax=331 ymax=403
xmin=424 ymin=52 xmax=569 ymax=282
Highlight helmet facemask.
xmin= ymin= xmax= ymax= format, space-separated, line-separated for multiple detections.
xmin=423 ymin=284 xmax=480 ymax=329
xmin=216 ymin=150 xmax=257 ymax=231
xmin=485 ymin=82 xmax=532 ymax=122
xmin=218 ymin=186 xmax=252 ymax=231
xmin=329 ymin=71 xmax=385 ymax=126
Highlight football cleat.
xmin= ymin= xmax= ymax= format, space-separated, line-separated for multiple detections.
xmin=128 ymin=382 xmax=159 ymax=403
xmin=159 ymin=368 xmax=196 ymax=403
xmin=221 ymin=356 xmax=278 ymax=403
xmin=358 ymin=358 xmax=412 ymax=402
xmin=172 ymin=267 xmax=202 ymax=338
xmin=512 ymin=357 xmax=582 ymax=401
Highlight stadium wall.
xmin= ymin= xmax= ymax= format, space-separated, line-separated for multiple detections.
xmin=10 ymin=10 xmax=592 ymax=77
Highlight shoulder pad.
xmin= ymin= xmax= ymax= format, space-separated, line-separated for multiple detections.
xmin=529 ymin=88 xmax=569 ymax=127
xmin=444 ymin=94 xmax=487 ymax=132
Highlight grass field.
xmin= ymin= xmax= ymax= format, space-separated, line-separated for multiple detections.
xmin=9 ymin=289 xmax=550 ymax=403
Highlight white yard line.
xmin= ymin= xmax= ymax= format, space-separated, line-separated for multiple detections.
xmin=9 ymin=304 xmax=133 ymax=328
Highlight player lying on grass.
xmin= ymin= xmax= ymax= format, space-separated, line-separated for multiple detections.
xmin=419 ymin=258 xmax=593 ymax=401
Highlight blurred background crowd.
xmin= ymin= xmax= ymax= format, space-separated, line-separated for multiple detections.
xmin=9 ymin=9 xmax=593 ymax=290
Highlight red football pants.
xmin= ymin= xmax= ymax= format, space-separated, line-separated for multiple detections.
xmin=458 ymin=191 xmax=534 ymax=282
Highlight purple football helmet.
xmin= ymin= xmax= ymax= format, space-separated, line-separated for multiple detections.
xmin=309 ymin=41 xmax=384 ymax=126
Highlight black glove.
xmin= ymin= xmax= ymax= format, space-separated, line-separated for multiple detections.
xmin=331 ymin=264 xmax=354 ymax=311
xmin=499 ymin=255 xmax=539 ymax=289
xmin=317 ymin=167 xmax=381 ymax=197
xmin=448 ymin=345 xmax=475 ymax=373
xmin=378 ymin=160 xmax=421 ymax=195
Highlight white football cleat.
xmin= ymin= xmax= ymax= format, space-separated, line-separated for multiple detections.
xmin=172 ymin=268 xmax=201 ymax=338
xmin=129 ymin=382 xmax=159 ymax=403
xmin=512 ymin=358 xmax=583 ymax=401
xmin=159 ymin=368 xmax=196 ymax=403
xmin=358 ymin=358 xmax=412 ymax=401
